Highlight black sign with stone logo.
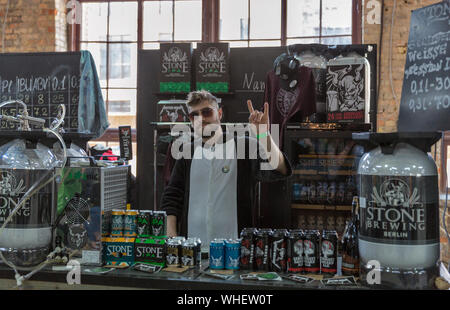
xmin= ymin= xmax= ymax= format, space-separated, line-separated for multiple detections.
xmin=159 ymin=43 xmax=192 ymax=93
xmin=195 ymin=43 xmax=230 ymax=93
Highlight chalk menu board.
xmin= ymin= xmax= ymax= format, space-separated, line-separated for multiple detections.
xmin=226 ymin=47 xmax=285 ymax=122
xmin=398 ymin=1 xmax=450 ymax=132
xmin=0 ymin=52 xmax=81 ymax=131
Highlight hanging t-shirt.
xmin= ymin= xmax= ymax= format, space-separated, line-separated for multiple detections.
xmin=264 ymin=66 xmax=316 ymax=149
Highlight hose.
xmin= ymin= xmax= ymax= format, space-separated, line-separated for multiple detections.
xmin=0 ymin=101 xmax=68 ymax=287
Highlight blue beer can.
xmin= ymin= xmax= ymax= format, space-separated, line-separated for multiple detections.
xmin=209 ymin=239 xmax=225 ymax=269
xmin=292 ymin=183 xmax=301 ymax=201
xmin=225 ymin=239 xmax=241 ymax=270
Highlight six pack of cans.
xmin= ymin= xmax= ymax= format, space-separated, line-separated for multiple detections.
xmin=234 ymin=227 xmax=340 ymax=275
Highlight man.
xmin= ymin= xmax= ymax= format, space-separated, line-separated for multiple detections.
xmin=160 ymin=90 xmax=292 ymax=248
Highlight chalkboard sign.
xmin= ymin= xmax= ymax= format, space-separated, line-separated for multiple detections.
xmin=0 ymin=52 xmax=81 ymax=132
xmin=226 ymin=46 xmax=285 ymax=122
xmin=398 ymin=1 xmax=450 ymax=132
xmin=119 ymin=125 xmax=133 ymax=160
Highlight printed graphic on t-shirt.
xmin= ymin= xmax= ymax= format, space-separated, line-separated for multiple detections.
xmin=276 ymin=87 xmax=301 ymax=117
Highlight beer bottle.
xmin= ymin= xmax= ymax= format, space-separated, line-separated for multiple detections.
xmin=341 ymin=196 xmax=360 ymax=276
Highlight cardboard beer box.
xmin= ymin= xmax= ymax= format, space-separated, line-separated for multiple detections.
xmin=102 ymin=237 xmax=135 ymax=267
xmin=195 ymin=43 xmax=230 ymax=93
xmin=134 ymin=237 xmax=166 ymax=267
xmin=160 ymin=43 xmax=192 ymax=93
xmin=326 ymin=56 xmax=370 ymax=124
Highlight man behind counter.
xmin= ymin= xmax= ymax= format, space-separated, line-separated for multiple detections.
xmin=160 ymin=90 xmax=292 ymax=249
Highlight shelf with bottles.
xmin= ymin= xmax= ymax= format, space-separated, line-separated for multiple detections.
xmin=291 ymin=208 xmax=351 ymax=238
xmin=291 ymin=175 xmax=357 ymax=206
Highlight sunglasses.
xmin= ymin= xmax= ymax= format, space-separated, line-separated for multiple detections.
xmin=188 ymin=107 xmax=215 ymax=120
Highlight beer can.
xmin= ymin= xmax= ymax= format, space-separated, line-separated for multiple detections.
xmin=224 ymin=239 xmax=240 ymax=270
xmin=337 ymin=182 xmax=346 ymax=204
xmin=319 ymin=182 xmax=328 ymax=204
xmin=320 ymin=230 xmax=338 ymax=275
xmin=300 ymin=183 xmax=309 ymax=203
xmin=124 ymin=210 xmax=138 ymax=237
xmin=209 ymin=239 xmax=225 ymax=270
xmin=292 ymin=183 xmax=301 ymax=201
xmin=287 ymin=229 xmax=304 ymax=273
xmin=270 ymin=229 xmax=288 ymax=273
xmin=195 ymin=238 xmax=202 ymax=267
xmin=308 ymin=181 xmax=317 ymax=204
xmin=137 ymin=210 xmax=152 ymax=237
xmin=303 ymin=230 xmax=320 ymax=274
xmin=254 ymin=229 xmax=272 ymax=271
xmin=111 ymin=209 xmax=125 ymax=237
xmin=151 ymin=211 xmax=167 ymax=237
xmin=166 ymin=238 xmax=181 ymax=267
xmin=181 ymin=239 xmax=196 ymax=267
xmin=186 ymin=238 xmax=199 ymax=266
xmin=240 ymin=228 xmax=257 ymax=270
xmin=101 ymin=210 xmax=111 ymax=237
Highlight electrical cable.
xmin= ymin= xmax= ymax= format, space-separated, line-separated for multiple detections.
xmin=377 ymin=0 xmax=385 ymax=106
xmin=0 ymin=101 xmax=67 ymax=287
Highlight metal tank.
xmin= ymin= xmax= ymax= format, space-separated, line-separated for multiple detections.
xmin=0 ymin=138 xmax=59 ymax=266
xmin=354 ymin=132 xmax=441 ymax=289
xmin=0 ymin=100 xmax=66 ymax=267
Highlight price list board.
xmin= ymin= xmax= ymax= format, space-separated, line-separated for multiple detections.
xmin=398 ymin=1 xmax=450 ymax=132
xmin=0 ymin=52 xmax=81 ymax=132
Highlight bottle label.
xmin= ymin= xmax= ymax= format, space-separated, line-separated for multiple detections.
xmin=359 ymin=175 xmax=439 ymax=245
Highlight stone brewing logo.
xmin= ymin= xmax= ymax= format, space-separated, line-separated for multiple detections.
xmin=0 ymin=171 xmax=30 ymax=220
xmin=162 ymin=47 xmax=189 ymax=73
xmin=366 ymin=178 xmax=425 ymax=238
xmin=0 ymin=171 xmax=26 ymax=197
xmin=198 ymin=47 xmax=226 ymax=74
xmin=371 ymin=178 xmax=420 ymax=208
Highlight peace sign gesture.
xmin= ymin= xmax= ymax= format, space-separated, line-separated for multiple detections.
xmin=247 ymin=100 xmax=270 ymax=134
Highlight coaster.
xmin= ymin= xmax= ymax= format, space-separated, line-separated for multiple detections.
xmin=163 ymin=266 xmax=191 ymax=273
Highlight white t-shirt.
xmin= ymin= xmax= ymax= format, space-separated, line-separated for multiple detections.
xmin=187 ymin=138 xmax=238 ymax=251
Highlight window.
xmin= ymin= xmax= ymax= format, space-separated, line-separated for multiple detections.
xmin=75 ymin=0 xmax=360 ymax=177
xmin=287 ymin=0 xmax=353 ymax=45
xmin=143 ymin=0 xmax=202 ymax=50
xmin=80 ymin=0 xmax=138 ymax=126
xmin=219 ymin=0 xmax=282 ymax=47
xmin=219 ymin=0 xmax=357 ymax=47
xmin=443 ymin=132 xmax=450 ymax=195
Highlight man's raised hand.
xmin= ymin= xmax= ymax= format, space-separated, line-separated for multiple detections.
xmin=247 ymin=99 xmax=270 ymax=134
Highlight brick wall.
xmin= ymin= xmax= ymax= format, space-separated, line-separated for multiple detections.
xmin=362 ymin=0 xmax=442 ymax=132
xmin=362 ymin=0 xmax=449 ymax=265
xmin=0 ymin=0 xmax=67 ymax=53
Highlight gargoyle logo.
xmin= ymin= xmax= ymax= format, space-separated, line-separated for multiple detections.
xmin=0 ymin=172 xmax=26 ymax=197
xmin=164 ymin=47 xmax=188 ymax=63
xmin=371 ymin=179 xmax=421 ymax=208
xmin=68 ymin=224 xmax=88 ymax=249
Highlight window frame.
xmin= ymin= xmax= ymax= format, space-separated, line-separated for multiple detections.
xmin=71 ymin=0 xmax=362 ymax=144
xmin=442 ymin=132 xmax=450 ymax=193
